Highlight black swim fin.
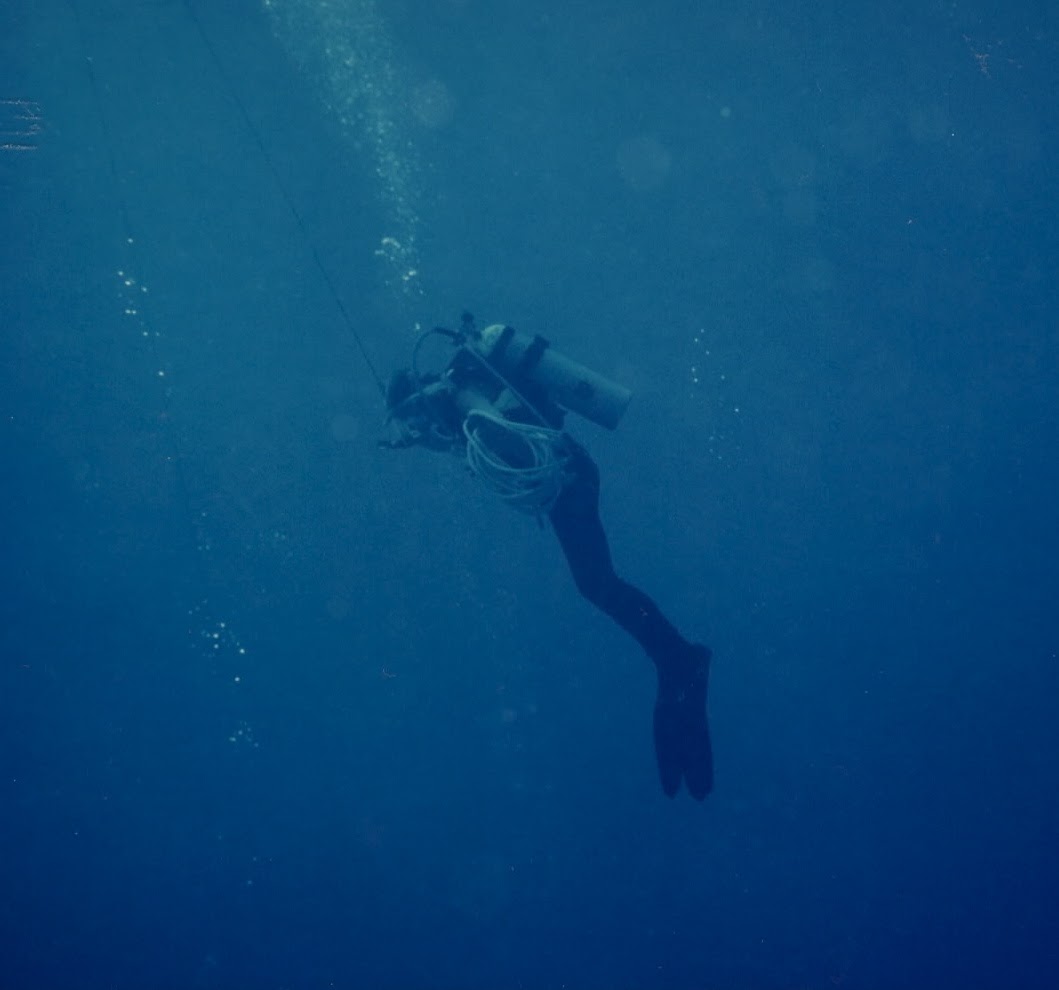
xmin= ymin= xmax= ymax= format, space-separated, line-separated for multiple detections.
xmin=653 ymin=644 xmax=713 ymax=800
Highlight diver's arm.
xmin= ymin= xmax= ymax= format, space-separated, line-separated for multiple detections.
xmin=379 ymin=379 xmax=464 ymax=451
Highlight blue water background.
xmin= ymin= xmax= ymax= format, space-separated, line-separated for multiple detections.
xmin=2 ymin=1 xmax=1057 ymax=988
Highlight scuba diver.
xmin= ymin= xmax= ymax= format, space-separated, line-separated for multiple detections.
xmin=380 ymin=313 xmax=712 ymax=800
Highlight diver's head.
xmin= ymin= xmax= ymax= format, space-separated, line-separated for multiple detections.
xmin=385 ymin=368 xmax=419 ymax=411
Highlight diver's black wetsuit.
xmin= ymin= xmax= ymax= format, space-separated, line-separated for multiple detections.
xmin=382 ymin=320 xmax=713 ymax=800
xmin=548 ymin=443 xmax=713 ymax=800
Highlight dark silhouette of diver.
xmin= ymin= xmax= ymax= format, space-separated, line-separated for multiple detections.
xmin=381 ymin=313 xmax=712 ymax=799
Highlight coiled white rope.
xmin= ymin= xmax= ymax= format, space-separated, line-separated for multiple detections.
xmin=463 ymin=409 xmax=569 ymax=514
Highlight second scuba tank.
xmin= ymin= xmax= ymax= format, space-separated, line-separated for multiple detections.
xmin=474 ymin=324 xmax=632 ymax=430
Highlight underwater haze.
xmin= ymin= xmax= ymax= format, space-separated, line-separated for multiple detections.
xmin=2 ymin=1 xmax=1057 ymax=988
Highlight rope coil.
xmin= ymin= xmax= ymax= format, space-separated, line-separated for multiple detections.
xmin=462 ymin=410 xmax=569 ymax=514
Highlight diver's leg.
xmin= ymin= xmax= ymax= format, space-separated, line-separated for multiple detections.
xmin=548 ymin=447 xmax=713 ymax=798
xmin=548 ymin=448 xmax=685 ymax=655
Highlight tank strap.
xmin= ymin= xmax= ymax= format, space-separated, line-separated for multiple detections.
xmin=489 ymin=324 xmax=516 ymax=364
xmin=514 ymin=334 xmax=550 ymax=378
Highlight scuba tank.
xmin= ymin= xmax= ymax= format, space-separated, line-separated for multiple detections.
xmin=470 ymin=324 xmax=632 ymax=431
